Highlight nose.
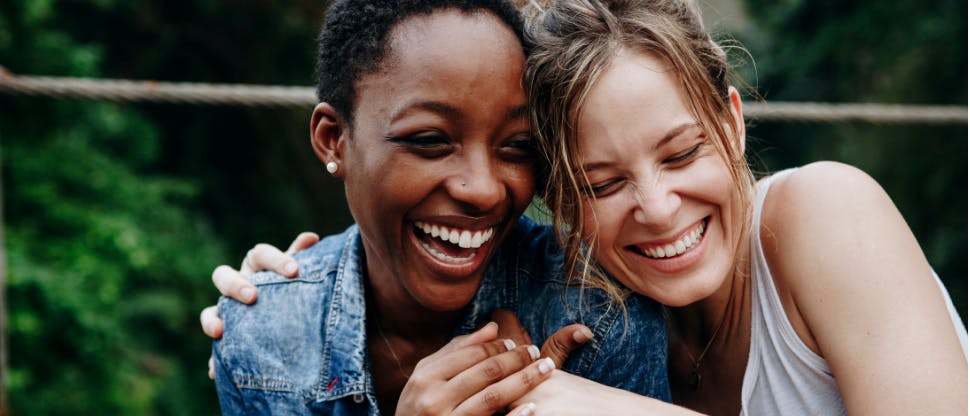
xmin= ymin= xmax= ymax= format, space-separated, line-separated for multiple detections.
xmin=448 ymin=152 xmax=505 ymax=214
xmin=631 ymin=177 xmax=680 ymax=230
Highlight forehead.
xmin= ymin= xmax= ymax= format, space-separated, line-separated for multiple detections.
xmin=385 ymin=9 xmax=523 ymax=76
xmin=578 ymin=50 xmax=693 ymax=148
xmin=353 ymin=9 xmax=526 ymax=121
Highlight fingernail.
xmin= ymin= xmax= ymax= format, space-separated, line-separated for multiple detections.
xmin=527 ymin=345 xmax=540 ymax=360
xmin=573 ymin=327 xmax=594 ymax=343
xmin=503 ymin=339 xmax=516 ymax=351
xmin=538 ymin=357 xmax=554 ymax=374
xmin=240 ymin=287 xmax=256 ymax=303
xmin=521 ymin=402 xmax=537 ymax=416
xmin=284 ymin=261 xmax=298 ymax=275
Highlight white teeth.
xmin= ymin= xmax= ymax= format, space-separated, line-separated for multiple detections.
xmin=419 ymin=241 xmax=475 ymax=263
xmin=641 ymin=220 xmax=707 ymax=259
xmin=413 ymin=221 xmax=495 ymax=250
xmin=674 ymin=240 xmax=686 ymax=254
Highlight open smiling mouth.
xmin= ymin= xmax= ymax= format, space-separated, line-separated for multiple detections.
xmin=631 ymin=217 xmax=709 ymax=259
xmin=413 ymin=221 xmax=495 ymax=264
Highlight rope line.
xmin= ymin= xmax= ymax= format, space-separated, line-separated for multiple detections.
xmin=0 ymin=73 xmax=315 ymax=107
xmin=744 ymin=102 xmax=966 ymax=124
xmin=1 ymin=73 xmax=966 ymax=124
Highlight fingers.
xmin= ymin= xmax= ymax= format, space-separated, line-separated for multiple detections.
xmin=212 ymin=265 xmax=258 ymax=303
xmin=418 ymin=338 xmax=517 ymax=381
xmin=491 ymin=308 xmax=533 ymax=346
xmin=241 ymin=243 xmax=299 ymax=278
xmin=200 ymin=305 xmax=224 ymax=339
xmin=399 ymin=323 xmax=547 ymax=416
xmin=447 ymin=344 xmax=542 ymax=400
xmin=398 ymin=328 xmax=512 ymax=416
xmin=435 ymin=321 xmax=499 ymax=356
xmin=540 ymin=324 xmax=594 ymax=368
xmin=452 ymin=357 xmax=556 ymax=415
xmin=208 ymin=356 xmax=216 ymax=380
xmin=285 ymin=232 xmax=319 ymax=254
xmin=507 ymin=402 xmax=537 ymax=416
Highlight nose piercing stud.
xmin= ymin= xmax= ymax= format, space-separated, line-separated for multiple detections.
xmin=326 ymin=161 xmax=338 ymax=174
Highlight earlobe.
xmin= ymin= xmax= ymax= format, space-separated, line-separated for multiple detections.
xmin=727 ymin=86 xmax=746 ymax=155
xmin=310 ymin=102 xmax=347 ymax=178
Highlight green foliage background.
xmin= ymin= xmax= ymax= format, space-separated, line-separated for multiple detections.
xmin=0 ymin=0 xmax=965 ymax=413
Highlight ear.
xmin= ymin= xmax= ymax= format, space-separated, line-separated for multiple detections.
xmin=726 ymin=86 xmax=746 ymax=155
xmin=310 ymin=102 xmax=349 ymax=178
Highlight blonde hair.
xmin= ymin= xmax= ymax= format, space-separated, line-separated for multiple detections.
xmin=524 ymin=0 xmax=755 ymax=304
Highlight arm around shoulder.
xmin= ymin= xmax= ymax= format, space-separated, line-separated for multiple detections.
xmin=761 ymin=161 xmax=967 ymax=415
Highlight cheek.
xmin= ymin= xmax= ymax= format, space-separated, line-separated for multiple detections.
xmin=689 ymin=157 xmax=744 ymax=237
xmin=681 ymin=156 xmax=735 ymax=201
xmin=344 ymin=156 xmax=432 ymax=218
xmin=582 ymin=197 xmax=626 ymax=248
xmin=505 ymin=164 xmax=537 ymax=212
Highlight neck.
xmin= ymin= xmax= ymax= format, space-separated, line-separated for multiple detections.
xmin=667 ymin=244 xmax=750 ymax=351
xmin=363 ymin=262 xmax=466 ymax=415
xmin=667 ymin=240 xmax=753 ymax=411
xmin=362 ymin=252 xmax=465 ymax=343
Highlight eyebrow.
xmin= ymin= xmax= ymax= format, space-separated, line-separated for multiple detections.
xmin=405 ymin=101 xmax=463 ymax=119
xmin=506 ymin=104 xmax=529 ymax=121
xmin=392 ymin=101 xmax=528 ymax=123
xmin=580 ymin=122 xmax=701 ymax=172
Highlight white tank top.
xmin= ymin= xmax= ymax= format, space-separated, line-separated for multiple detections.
xmin=739 ymin=169 xmax=968 ymax=415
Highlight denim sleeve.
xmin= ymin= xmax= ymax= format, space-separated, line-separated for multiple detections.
xmin=213 ymin=339 xmax=248 ymax=415
xmin=571 ymin=294 xmax=671 ymax=401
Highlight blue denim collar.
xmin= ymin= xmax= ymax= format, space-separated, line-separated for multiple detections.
xmin=310 ymin=226 xmax=370 ymax=402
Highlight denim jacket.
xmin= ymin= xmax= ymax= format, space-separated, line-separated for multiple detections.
xmin=214 ymin=217 xmax=669 ymax=415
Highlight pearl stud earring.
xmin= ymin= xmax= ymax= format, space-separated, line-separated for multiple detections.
xmin=326 ymin=161 xmax=338 ymax=174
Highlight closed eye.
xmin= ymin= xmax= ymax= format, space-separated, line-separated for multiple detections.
xmin=500 ymin=135 xmax=538 ymax=161
xmin=585 ymin=178 xmax=625 ymax=198
xmin=664 ymin=144 xmax=701 ymax=165
xmin=387 ymin=132 xmax=451 ymax=158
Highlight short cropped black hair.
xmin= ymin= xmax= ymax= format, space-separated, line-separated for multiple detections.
xmin=316 ymin=0 xmax=527 ymax=123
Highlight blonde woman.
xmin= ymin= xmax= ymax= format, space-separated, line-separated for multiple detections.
xmin=507 ymin=0 xmax=966 ymax=414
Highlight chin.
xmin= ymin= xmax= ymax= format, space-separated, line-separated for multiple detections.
xmin=412 ymin=281 xmax=483 ymax=312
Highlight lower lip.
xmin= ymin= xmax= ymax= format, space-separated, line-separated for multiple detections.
xmin=631 ymin=221 xmax=709 ymax=274
xmin=408 ymin=225 xmax=493 ymax=279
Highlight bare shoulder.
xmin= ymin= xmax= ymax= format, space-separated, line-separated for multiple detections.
xmin=760 ymin=161 xmax=904 ymax=253
xmin=765 ymin=161 xmax=889 ymax=219
xmin=758 ymin=167 xmax=965 ymax=414
xmin=764 ymin=160 xmax=920 ymax=270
